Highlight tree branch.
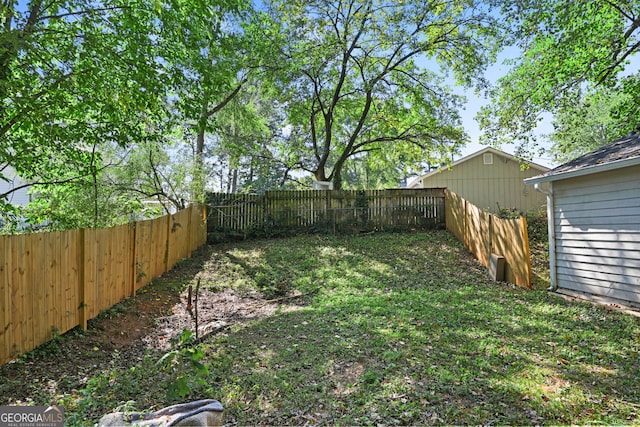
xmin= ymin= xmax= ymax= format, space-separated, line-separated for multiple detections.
xmin=205 ymin=78 xmax=248 ymax=117
xmin=0 ymin=68 xmax=91 ymax=138
xmin=37 ymin=6 xmax=132 ymax=22
xmin=0 ymin=166 xmax=110 ymax=201
xmin=25 ymin=0 xmax=43 ymax=31
xmin=603 ymin=0 xmax=635 ymax=22
xmin=598 ymin=39 xmax=640 ymax=83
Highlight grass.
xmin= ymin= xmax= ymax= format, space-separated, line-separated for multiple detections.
xmin=527 ymin=210 xmax=552 ymax=289
xmin=3 ymin=230 xmax=640 ymax=425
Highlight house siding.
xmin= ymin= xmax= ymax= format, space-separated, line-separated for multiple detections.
xmin=553 ymin=165 xmax=640 ymax=307
xmin=414 ymin=150 xmax=547 ymax=212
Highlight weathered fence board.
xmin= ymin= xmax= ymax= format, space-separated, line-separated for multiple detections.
xmin=445 ymin=190 xmax=465 ymax=243
xmin=152 ymin=215 xmax=170 ymax=281
xmin=191 ymin=204 xmax=208 ymax=249
xmin=207 ymin=189 xmax=446 ymax=237
xmin=134 ymin=217 xmax=153 ymax=291
xmin=84 ymin=224 xmax=134 ymax=320
xmin=61 ymin=230 xmax=81 ymax=333
xmin=0 ymin=205 xmax=207 ymax=366
xmin=11 ymin=235 xmax=32 ymax=353
xmin=0 ymin=235 xmax=8 ymax=357
xmin=491 ymin=215 xmax=531 ymax=286
xmin=445 ymin=190 xmax=532 ymax=288
xmin=167 ymin=208 xmax=192 ymax=270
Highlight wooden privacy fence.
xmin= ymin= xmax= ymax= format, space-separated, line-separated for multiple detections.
xmin=0 ymin=205 xmax=207 ymax=366
xmin=207 ymin=188 xmax=446 ymax=237
xmin=445 ymin=190 xmax=532 ymax=288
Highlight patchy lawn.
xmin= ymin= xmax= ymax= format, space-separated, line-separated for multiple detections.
xmin=1 ymin=231 xmax=639 ymax=426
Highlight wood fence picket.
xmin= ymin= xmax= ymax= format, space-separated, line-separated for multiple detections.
xmin=445 ymin=190 xmax=532 ymax=288
xmin=207 ymin=188 xmax=447 ymax=236
xmin=0 ymin=205 xmax=207 ymax=366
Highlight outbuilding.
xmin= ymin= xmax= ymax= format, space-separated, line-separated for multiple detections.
xmin=409 ymin=147 xmax=549 ymax=213
xmin=525 ymin=132 xmax=640 ymax=308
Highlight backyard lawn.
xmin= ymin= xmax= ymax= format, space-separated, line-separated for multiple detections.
xmin=1 ymin=230 xmax=639 ymax=425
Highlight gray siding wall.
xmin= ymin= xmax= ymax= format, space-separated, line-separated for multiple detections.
xmin=554 ymin=165 xmax=640 ymax=306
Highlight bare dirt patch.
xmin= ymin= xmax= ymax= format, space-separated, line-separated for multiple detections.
xmin=0 ymin=245 xmax=286 ymax=406
xmin=145 ymin=287 xmax=289 ymax=351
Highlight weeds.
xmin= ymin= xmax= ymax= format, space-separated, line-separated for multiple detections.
xmin=21 ymin=327 xmax=64 ymax=359
xmin=157 ymin=330 xmax=210 ymax=401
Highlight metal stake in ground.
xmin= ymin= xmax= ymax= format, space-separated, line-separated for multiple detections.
xmin=194 ymin=278 xmax=200 ymax=341
xmin=186 ymin=280 xmax=201 ymax=341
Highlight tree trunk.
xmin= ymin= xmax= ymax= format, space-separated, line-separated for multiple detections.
xmin=193 ymin=105 xmax=208 ymax=203
xmin=248 ymin=158 xmax=254 ymax=183
xmin=230 ymin=168 xmax=238 ymax=193
xmin=332 ymin=169 xmax=342 ymax=190
xmin=314 ymin=169 xmax=328 ymax=183
xmin=331 ymin=154 xmax=351 ymax=190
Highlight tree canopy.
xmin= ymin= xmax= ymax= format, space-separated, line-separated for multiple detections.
xmin=0 ymin=0 xmax=256 ymax=229
xmin=3 ymin=0 xmax=541 ymax=229
xmin=1 ymin=1 xmax=165 ymax=173
xmin=262 ymin=0 xmax=503 ymax=189
xmin=479 ymin=0 xmax=640 ymax=160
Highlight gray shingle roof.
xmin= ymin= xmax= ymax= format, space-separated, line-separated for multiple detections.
xmin=525 ymin=131 xmax=640 ymax=184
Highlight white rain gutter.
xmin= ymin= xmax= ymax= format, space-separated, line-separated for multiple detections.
xmin=525 ymin=155 xmax=640 ymax=185
xmin=533 ymin=183 xmax=557 ymax=291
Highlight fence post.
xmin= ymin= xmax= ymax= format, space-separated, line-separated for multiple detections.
xmin=186 ymin=205 xmax=193 ymax=256
xmin=129 ymin=222 xmax=137 ymax=298
xmin=463 ymin=199 xmax=468 ymax=249
xmin=521 ymin=215 xmax=533 ymax=288
xmin=79 ymin=228 xmax=87 ymax=330
xmin=487 ymin=214 xmax=493 ymax=262
xmin=202 ymin=204 xmax=208 ymax=246
xmin=0 ymin=235 xmax=11 ymax=365
xmin=262 ymin=192 xmax=268 ymax=229
xmin=164 ymin=213 xmax=171 ymax=273
xmin=442 ymin=190 xmax=446 ymax=229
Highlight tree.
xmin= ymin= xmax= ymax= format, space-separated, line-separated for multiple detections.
xmin=0 ymin=0 xmax=265 ymax=228
xmin=548 ymin=88 xmax=634 ymax=163
xmin=157 ymin=3 xmax=279 ymax=201
xmin=0 ymin=1 xmax=165 ymax=170
xmin=479 ymin=0 xmax=640 ymax=157
xmin=0 ymin=0 xmax=171 ymax=224
xmin=100 ymin=138 xmax=193 ymax=215
xmin=265 ymin=0 xmax=503 ymax=189
xmin=196 ymin=73 xmax=318 ymax=194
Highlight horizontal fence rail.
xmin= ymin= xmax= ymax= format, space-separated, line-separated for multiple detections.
xmin=445 ymin=190 xmax=532 ymax=288
xmin=0 ymin=205 xmax=207 ymax=366
xmin=207 ymin=188 xmax=446 ymax=238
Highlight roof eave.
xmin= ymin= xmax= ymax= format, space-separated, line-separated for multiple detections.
xmin=417 ymin=147 xmax=549 ymax=183
xmin=524 ymin=156 xmax=640 ymax=185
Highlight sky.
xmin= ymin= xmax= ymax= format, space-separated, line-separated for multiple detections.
xmin=456 ymin=45 xmax=640 ymax=169
xmin=447 ymin=48 xmax=556 ymax=169
xmin=457 ymin=109 xmax=556 ymax=170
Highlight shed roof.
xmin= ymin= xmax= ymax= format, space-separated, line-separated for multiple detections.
xmin=409 ymin=147 xmax=549 ymax=187
xmin=525 ymin=131 xmax=640 ymax=185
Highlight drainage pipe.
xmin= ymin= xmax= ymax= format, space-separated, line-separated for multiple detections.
xmin=534 ymin=183 xmax=557 ymax=291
